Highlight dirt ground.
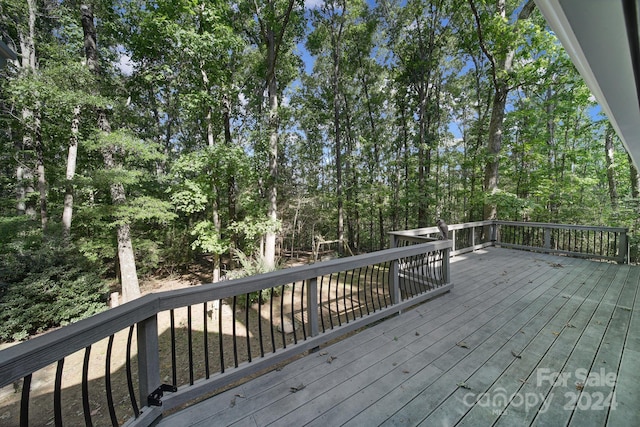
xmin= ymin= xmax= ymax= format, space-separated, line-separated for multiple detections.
xmin=0 ymin=257 xmax=314 ymax=427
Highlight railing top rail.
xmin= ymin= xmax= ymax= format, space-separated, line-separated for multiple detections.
xmin=389 ymin=220 xmax=493 ymax=237
xmin=0 ymin=239 xmax=451 ymax=388
xmin=390 ymin=220 xmax=628 ymax=238
xmin=493 ymin=220 xmax=628 ymax=233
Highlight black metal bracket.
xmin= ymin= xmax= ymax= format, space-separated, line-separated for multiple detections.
xmin=147 ymin=384 xmax=177 ymax=407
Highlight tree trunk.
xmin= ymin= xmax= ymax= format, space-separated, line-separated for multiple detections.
xmin=604 ymin=125 xmax=618 ymax=209
xmin=628 ymin=152 xmax=640 ymax=199
xmin=36 ymin=116 xmax=47 ymax=230
xmin=16 ymin=0 xmax=38 ymax=218
xmin=264 ymin=28 xmax=279 ymax=269
xmin=82 ymin=4 xmax=140 ymax=302
xmin=331 ymin=6 xmax=345 ymax=256
xmin=223 ymin=92 xmax=238 ymax=254
xmin=63 ymin=105 xmax=80 ymax=237
xmin=483 ymin=84 xmax=507 ymax=220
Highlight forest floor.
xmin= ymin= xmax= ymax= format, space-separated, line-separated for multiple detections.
xmin=0 ymin=255 xmax=316 ymax=427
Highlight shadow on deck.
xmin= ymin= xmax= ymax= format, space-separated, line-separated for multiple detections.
xmin=159 ymin=247 xmax=639 ymax=427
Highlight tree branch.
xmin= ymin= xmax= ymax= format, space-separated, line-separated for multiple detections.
xmin=467 ymin=0 xmax=498 ymax=88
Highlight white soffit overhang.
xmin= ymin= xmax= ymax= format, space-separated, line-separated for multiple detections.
xmin=535 ymin=0 xmax=640 ymax=169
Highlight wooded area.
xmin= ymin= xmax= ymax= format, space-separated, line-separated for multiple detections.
xmin=1 ymin=0 xmax=639 ymax=342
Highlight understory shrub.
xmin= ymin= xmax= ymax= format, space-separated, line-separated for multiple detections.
xmin=0 ymin=241 xmax=109 ymax=342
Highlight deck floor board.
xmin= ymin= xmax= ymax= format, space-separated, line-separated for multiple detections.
xmin=158 ymin=248 xmax=639 ymax=427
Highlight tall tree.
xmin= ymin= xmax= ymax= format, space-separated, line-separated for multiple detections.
xmin=81 ymin=3 xmax=140 ymax=302
xmin=468 ymin=0 xmax=536 ymax=220
xmin=247 ymin=0 xmax=302 ymax=268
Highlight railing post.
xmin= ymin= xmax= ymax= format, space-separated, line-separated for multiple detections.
xmin=306 ymin=277 xmax=319 ymax=337
xmin=442 ymin=247 xmax=451 ymax=284
xmin=619 ymin=230 xmax=629 ymax=264
xmin=391 ymin=257 xmax=401 ymax=305
xmin=451 ymin=230 xmax=456 ymax=252
xmin=544 ymin=227 xmax=551 ymax=250
xmin=471 ymin=226 xmax=476 ymax=249
xmin=490 ymin=221 xmax=497 ymax=245
xmin=137 ymin=314 xmax=161 ymax=408
xmin=390 ymin=233 xmax=397 ymax=249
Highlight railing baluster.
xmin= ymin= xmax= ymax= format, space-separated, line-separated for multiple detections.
xmin=376 ymin=264 xmax=387 ymax=309
xmin=258 ymin=295 xmax=265 ymax=357
xmin=203 ymin=302 xmax=210 ymax=379
xmin=82 ymin=345 xmax=93 ymax=427
xmin=20 ymin=374 xmax=31 ymax=427
xmin=170 ymin=309 xmax=177 ymax=386
xmin=301 ymin=279 xmax=309 ymax=339
xmin=349 ymin=269 xmax=357 ymax=320
xmin=246 ymin=293 xmax=252 ymax=362
xmin=188 ymin=305 xmax=194 ymax=385
xmin=291 ymin=283 xmax=297 ymax=344
xmin=335 ymin=272 xmax=342 ymax=326
xmin=232 ymin=296 xmax=238 ymax=367
xmin=54 ymin=359 xmax=64 ymax=427
xmin=365 ymin=265 xmax=373 ymax=315
xmin=218 ymin=300 xmax=225 ymax=373
xmin=270 ymin=287 xmax=276 ymax=352
xmin=126 ymin=325 xmax=139 ymax=418
xmin=320 ymin=274 xmax=328 ymax=332
xmin=280 ymin=285 xmax=287 ymax=348
xmin=106 ymin=336 xmax=118 ymax=427
xmin=355 ymin=268 xmax=363 ymax=318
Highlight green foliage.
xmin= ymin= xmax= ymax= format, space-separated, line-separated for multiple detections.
xmin=191 ymin=220 xmax=229 ymax=254
xmin=3 ymin=0 xmax=640 ymax=345
xmin=224 ymin=248 xmax=280 ymax=307
xmin=0 ymin=231 xmax=108 ymax=343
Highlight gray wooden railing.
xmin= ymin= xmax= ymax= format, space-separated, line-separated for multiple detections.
xmin=389 ymin=220 xmax=628 ymax=263
xmin=493 ymin=221 xmax=628 ymax=263
xmin=1 ymin=220 xmax=627 ymax=427
xmin=0 ymin=239 xmax=452 ymax=427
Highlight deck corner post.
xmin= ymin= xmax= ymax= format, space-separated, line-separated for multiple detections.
xmin=390 ymin=233 xmax=397 ymax=249
xmin=306 ymin=277 xmax=319 ymax=337
xmin=137 ymin=314 xmax=161 ymax=409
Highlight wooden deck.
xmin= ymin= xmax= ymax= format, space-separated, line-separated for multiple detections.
xmin=157 ymin=247 xmax=639 ymax=427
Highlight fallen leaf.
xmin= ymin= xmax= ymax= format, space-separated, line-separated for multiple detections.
xmin=290 ymin=383 xmax=306 ymax=393
xmin=230 ymin=397 xmax=236 ymax=407
xmin=235 ymin=394 xmax=245 ymax=399
xmin=565 ymin=323 xmax=576 ymax=328
xmin=552 ymin=331 xmax=560 ymax=336
xmin=511 ymin=350 xmax=522 ymax=359
xmin=402 ymin=369 xmax=410 ymax=374
xmin=319 ymin=351 xmax=328 ymax=356
xmin=326 ymin=356 xmax=337 ymax=363
xmin=456 ymin=341 xmax=470 ymax=349
xmin=457 ymin=382 xmax=471 ymax=390
xmin=575 ymin=382 xmax=584 ymax=391
xmin=518 ymin=378 xmax=529 ymax=384
xmin=415 ymin=331 xmax=420 ymax=336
